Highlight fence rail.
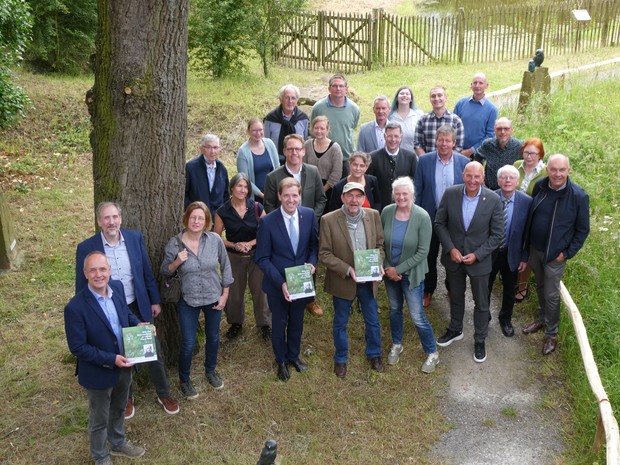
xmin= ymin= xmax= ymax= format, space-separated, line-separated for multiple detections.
xmin=560 ymin=282 xmax=620 ymax=464
xmin=273 ymin=0 xmax=620 ymax=72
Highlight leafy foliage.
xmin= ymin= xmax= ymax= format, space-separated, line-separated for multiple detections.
xmin=24 ymin=0 xmax=96 ymax=74
xmin=0 ymin=0 xmax=32 ymax=127
xmin=188 ymin=0 xmax=307 ymax=78
xmin=188 ymin=0 xmax=254 ymax=78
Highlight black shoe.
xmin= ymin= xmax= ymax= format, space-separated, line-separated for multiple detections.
xmin=225 ymin=323 xmax=242 ymax=340
xmin=288 ymin=359 xmax=308 ymax=372
xmin=277 ymin=363 xmax=290 ymax=382
xmin=500 ymin=321 xmax=515 ymax=337
xmin=436 ymin=329 xmax=463 ymax=347
xmin=474 ymin=342 xmax=487 ymax=363
xmin=260 ymin=325 xmax=272 ymax=341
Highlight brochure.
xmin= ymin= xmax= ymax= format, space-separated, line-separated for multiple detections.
xmin=354 ymin=248 xmax=382 ymax=282
xmin=122 ymin=325 xmax=157 ymax=364
xmin=284 ymin=264 xmax=315 ymax=300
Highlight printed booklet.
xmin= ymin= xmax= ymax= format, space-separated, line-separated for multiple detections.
xmin=354 ymin=248 xmax=382 ymax=282
xmin=122 ymin=325 xmax=157 ymax=364
xmin=285 ymin=264 xmax=315 ymax=300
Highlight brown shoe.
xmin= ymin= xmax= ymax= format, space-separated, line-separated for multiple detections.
xmin=369 ymin=356 xmax=384 ymax=373
xmin=423 ymin=292 xmax=432 ymax=308
xmin=334 ymin=362 xmax=347 ymax=378
xmin=157 ymin=395 xmax=180 ymax=415
xmin=543 ymin=335 xmax=557 ymax=355
xmin=522 ymin=320 xmax=544 ymax=335
xmin=306 ymin=300 xmax=323 ymax=316
xmin=124 ymin=395 xmax=135 ymax=420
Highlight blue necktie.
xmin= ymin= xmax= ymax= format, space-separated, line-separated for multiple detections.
xmin=289 ymin=216 xmax=298 ymax=254
xmin=501 ymin=199 xmax=509 ymax=248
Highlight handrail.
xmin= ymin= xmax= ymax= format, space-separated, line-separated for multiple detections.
xmin=560 ymin=281 xmax=620 ymax=464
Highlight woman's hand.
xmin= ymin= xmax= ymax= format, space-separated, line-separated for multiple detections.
xmin=176 ymin=248 xmax=189 ymax=264
xmin=384 ymin=266 xmax=402 ymax=281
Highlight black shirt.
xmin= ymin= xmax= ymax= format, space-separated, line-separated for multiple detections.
xmin=216 ymin=199 xmax=263 ymax=244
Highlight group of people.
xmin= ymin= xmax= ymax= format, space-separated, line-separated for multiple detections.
xmin=63 ymin=72 xmax=590 ymax=465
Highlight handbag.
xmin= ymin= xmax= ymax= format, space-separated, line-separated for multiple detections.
xmin=160 ymin=235 xmax=183 ymax=304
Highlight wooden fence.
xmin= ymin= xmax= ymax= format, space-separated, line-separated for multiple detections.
xmin=273 ymin=0 xmax=620 ymax=72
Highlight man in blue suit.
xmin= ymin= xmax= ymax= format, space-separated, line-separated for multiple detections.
xmin=76 ymin=202 xmax=178 ymax=418
xmin=184 ymin=133 xmax=229 ymax=218
xmin=255 ymin=178 xmax=319 ymax=382
xmin=65 ymin=251 xmax=146 ymax=465
xmin=357 ymin=95 xmax=390 ymax=153
xmin=415 ymin=125 xmax=470 ymax=307
xmin=488 ymin=165 xmax=532 ymax=337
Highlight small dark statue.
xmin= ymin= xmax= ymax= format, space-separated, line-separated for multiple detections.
xmin=528 ymin=48 xmax=545 ymax=72
xmin=256 ymin=439 xmax=277 ymax=465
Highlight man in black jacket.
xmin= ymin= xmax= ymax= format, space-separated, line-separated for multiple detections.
xmin=522 ymin=154 xmax=590 ymax=355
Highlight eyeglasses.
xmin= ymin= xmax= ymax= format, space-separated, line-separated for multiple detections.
xmin=189 ymin=216 xmax=205 ymax=222
xmin=498 ymin=175 xmax=518 ymax=180
xmin=202 ymin=145 xmax=220 ymax=151
xmin=523 ymin=151 xmax=539 ymax=158
xmin=286 ymin=147 xmax=303 ymax=153
xmin=495 ymin=127 xmax=511 ymax=131
xmin=330 ymin=84 xmax=346 ymax=89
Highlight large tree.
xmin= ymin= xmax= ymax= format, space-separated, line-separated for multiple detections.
xmin=88 ymin=1 xmax=188 ymax=361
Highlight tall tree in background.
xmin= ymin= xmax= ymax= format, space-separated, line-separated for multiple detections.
xmin=89 ymin=1 xmax=188 ymax=360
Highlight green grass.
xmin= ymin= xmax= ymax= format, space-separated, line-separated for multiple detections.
xmin=0 ymin=49 xmax=619 ymax=464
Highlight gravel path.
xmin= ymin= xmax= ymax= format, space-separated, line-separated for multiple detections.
xmin=428 ymin=273 xmax=565 ymax=464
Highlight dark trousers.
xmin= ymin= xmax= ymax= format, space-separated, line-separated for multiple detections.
xmin=267 ymin=293 xmax=308 ymax=364
xmin=488 ymin=248 xmax=517 ymax=323
xmin=127 ymin=301 xmax=170 ymax=397
xmin=445 ymin=265 xmax=490 ymax=343
xmin=424 ymin=229 xmax=443 ymax=295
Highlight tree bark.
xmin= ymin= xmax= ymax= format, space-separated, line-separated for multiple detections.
xmin=90 ymin=1 xmax=188 ymax=364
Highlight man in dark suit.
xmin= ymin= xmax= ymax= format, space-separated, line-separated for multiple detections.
xmin=65 ymin=251 xmax=146 ymax=464
xmin=263 ymin=134 xmax=326 ymax=316
xmin=185 ymin=133 xmax=229 ymax=218
xmin=367 ymin=121 xmax=417 ymax=211
xmin=434 ymin=161 xmax=504 ymax=363
xmin=255 ymin=178 xmax=319 ymax=382
xmin=357 ymin=95 xmax=390 ymax=153
xmin=488 ymin=165 xmax=532 ymax=337
xmin=319 ymin=182 xmax=385 ymax=378
xmin=76 ymin=202 xmax=178 ymax=418
xmin=414 ymin=125 xmax=470 ymax=307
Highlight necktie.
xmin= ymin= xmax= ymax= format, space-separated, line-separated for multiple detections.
xmin=501 ymin=199 xmax=509 ymax=248
xmin=289 ymin=216 xmax=298 ymax=254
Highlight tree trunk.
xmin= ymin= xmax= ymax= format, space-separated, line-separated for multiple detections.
xmin=90 ymin=1 xmax=188 ymax=365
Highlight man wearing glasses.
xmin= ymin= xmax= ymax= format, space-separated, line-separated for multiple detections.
xmin=185 ymin=133 xmax=229 ymax=219
xmin=474 ymin=117 xmax=522 ymax=190
xmin=311 ymin=74 xmax=360 ymax=176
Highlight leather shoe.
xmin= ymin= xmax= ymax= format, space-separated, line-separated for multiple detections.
xmin=277 ymin=363 xmax=290 ymax=382
xmin=423 ymin=292 xmax=432 ymax=308
xmin=500 ymin=321 xmax=515 ymax=337
xmin=369 ymin=356 xmax=384 ymax=373
xmin=306 ymin=300 xmax=324 ymax=316
xmin=543 ymin=335 xmax=557 ymax=355
xmin=334 ymin=362 xmax=347 ymax=378
xmin=288 ymin=359 xmax=308 ymax=372
xmin=522 ymin=320 xmax=544 ymax=335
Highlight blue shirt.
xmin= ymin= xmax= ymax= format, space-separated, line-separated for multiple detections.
xmin=102 ymin=232 xmax=135 ymax=305
xmin=453 ymin=96 xmax=498 ymax=150
xmin=390 ymin=219 xmax=408 ymax=266
xmin=462 ymin=187 xmax=481 ymax=231
xmin=434 ymin=154 xmax=455 ymax=208
xmin=89 ymin=284 xmax=124 ymax=352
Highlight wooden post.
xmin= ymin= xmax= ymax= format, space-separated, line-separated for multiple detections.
xmin=0 ymin=190 xmax=20 ymax=272
xmin=457 ymin=8 xmax=465 ymax=64
xmin=518 ymin=70 xmax=533 ymax=114
xmin=535 ymin=3 xmax=545 ymax=50
xmin=372 ymin=8 xmax=383 ymax=67
xmin=318 ymin=11 xmax=325 ymax=69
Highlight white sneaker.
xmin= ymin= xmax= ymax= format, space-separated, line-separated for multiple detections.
xmin=387 ymin=344 xmax=403 ymax=365
xmin=421 ymin=352 xmax=439 ymax=373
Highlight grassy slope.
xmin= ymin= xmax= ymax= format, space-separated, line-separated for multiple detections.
xmin=0 ymin=49 xmax=618 ymax=464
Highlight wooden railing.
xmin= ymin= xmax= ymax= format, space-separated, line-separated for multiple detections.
xmin=273 ymin=0 xmax=620 ymax=72
xmin=560 ymin=281 xmax=620 ymax=464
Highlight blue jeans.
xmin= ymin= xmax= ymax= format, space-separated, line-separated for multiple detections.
xmin=177 ymin=298 xmax=222 ymax=382
xmin=332 ymin=282 xmax=382 ymax=363
xmin=385 ymin=276 xmax=437 ymax=354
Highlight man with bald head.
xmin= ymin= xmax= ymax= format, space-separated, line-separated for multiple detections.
xmin=522 ymin=154 xmax=590 ymax=355
xmin=434 ymin=161 xmax=504 ymax=363
xmin=474 ymin=117 xmax=522 ymax=190
xmin=454 ymin=73 xmax=498 ymax=159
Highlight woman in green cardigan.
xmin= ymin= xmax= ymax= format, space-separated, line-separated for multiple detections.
xmin=381 ymin=177 xmax=439 ymax=373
